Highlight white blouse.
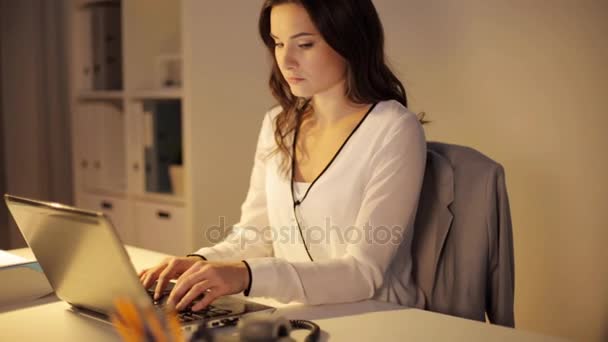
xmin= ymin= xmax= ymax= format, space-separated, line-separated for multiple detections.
xmin=194 ymin=99 xmax=427 ymax=307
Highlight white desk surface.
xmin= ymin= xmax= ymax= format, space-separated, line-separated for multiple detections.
xmin=0 ymin=247 xmax=565 ymax=342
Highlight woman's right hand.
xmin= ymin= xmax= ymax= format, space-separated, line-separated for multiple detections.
xmin=138 ymin=256 xmax=204 ymax=300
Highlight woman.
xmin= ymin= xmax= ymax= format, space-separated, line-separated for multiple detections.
xmin=140 ymin=0 xmax=426 ymax=312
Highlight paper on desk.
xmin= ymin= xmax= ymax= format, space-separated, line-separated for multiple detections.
xmin=0 ymin=264 xmax=54 ymax=308
xmin=0 ymin=250 xmax=32 ymax=267
xmin=0 ymin=251 xmax=53 ymax=308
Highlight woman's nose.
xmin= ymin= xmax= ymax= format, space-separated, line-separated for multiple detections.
xmin=279 ymin=47 xmax=298 ymax=70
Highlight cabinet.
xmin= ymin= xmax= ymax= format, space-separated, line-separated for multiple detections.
xmin=77 ymin=193 xmax=132 ymax=244
xmin=134 ymin=202 xmax=187 ymax=255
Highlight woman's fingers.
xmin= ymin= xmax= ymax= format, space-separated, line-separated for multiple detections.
xmin=142 ymin=264 xmax=166 ymax=290
xmin=138 ymin=257 xmax=200 ymax=296
xmin=175 ymin=280 xmax=214 ymax=311
xmin=140 ymin=257 xmax=174 ymax=288
xmin=138 ymin=269 xmax=150 ymax=286
xmin=167 ymin=265 xmax=207 ymax=308
xmin=154 ymin=261 xmax=180 ymax=300
xmin=141 ymin=269 xmax=155 ymax=289
xmin=191 ymin=288 xmax=220 ymax=312
xmin=157 ymin=257 xmax=204 ymax=300
xmin=173 ymin=260 xmax=199 ymax=283
xmin=162 ymin=261 xmax=248 ymax=312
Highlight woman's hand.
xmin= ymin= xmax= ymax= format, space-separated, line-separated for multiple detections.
xmin=138 ymin=256 xmax=202 ymax=300
xmin=166 ymin=261 xmax=250 ymax=312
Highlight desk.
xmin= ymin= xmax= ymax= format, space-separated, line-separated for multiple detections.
xmin=1 ymin=247 xmax=564 ymax=341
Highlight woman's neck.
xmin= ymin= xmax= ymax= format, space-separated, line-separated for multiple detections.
xmin=309 ymin=81 xmax=370 ymax=129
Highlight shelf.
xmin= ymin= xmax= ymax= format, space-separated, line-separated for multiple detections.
xmin=81 ymin=188 xmax=127 ymax=199
xmin=78 ymin=90 xmax=124 ymax=100
xmin=129 ymin=89 xmax=183 ymax=100
xmin=132 ymin=193 xmax=185 ymax=207
xmin=77 ymin=0 xmax=120 ymax=8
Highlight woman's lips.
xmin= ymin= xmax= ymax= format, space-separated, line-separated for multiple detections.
xmin=287 ymin=77 xmax=305 ymax=84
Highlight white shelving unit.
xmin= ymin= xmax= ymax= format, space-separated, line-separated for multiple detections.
xmin=67 ymin=0 xmax=272 ymax=256
xmin=68 ymin=0 xmax=189 ymax=255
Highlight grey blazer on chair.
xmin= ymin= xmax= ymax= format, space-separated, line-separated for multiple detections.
xmin=412 ymin=142 xmax=515 ymax=327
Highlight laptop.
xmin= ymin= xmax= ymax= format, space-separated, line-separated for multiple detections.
xmin=4 ymin=194 xmax=274 ymax=330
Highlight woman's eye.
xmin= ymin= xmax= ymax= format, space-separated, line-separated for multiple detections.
xmin=299 ymin=43 xmax=313 ymax=49
xmin=274 ymin=42 xmax=284 ymax=48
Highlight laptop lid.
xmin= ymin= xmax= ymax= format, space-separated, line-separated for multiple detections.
xmin=4 ymin=194 xmax=152 ymax=314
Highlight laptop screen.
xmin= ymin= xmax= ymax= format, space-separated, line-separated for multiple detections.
xmin=4 ymin=195 xmax=151 ymax=313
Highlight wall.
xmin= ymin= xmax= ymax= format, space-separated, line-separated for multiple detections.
xmin=181 ymin=0 xmax=274 ymax=251
xmin=374 ymin=0 xmax=607 ymax=341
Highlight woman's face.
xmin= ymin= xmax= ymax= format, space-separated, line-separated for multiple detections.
xmin=270 ymin=3 xmax=347 ymax=98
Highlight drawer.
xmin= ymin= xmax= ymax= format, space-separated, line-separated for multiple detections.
xmin=134 ymin=201 xmax=188 ymax=255
xmin=76 ymin=193 xmax=133 ymax=245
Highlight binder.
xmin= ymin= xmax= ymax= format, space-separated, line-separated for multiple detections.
xmin=90 ymin=3 xmax=122 ymax=90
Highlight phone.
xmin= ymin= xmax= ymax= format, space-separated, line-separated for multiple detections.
xmin=189 ymin=314 xmax=320 ymax=342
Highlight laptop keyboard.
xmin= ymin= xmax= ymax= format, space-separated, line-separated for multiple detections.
xmin=145 ymin=287 xmax=233 ymax=322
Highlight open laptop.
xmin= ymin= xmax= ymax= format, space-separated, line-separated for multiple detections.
xmin=4 ymin=194 xmax=274 ymax=330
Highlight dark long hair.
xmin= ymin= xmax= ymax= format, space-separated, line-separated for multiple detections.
xmin=259 ymin=0 xmax=426 ymax=177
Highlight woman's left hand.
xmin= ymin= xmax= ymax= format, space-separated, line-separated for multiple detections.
xmin=166 ymin=260 xmax=250 ymax=312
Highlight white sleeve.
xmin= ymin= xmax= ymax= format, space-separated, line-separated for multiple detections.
xmin=244 ymin=114 xmax=426 ymax=304
xmin=193 ymin=113 xmax=274 ymax=260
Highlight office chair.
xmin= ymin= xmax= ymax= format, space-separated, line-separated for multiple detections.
xmin=412 ymin=142 xmax=515 ymax=327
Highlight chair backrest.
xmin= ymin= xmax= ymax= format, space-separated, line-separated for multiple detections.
xmin=412 ymin=142 xmax=515 ymax=327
